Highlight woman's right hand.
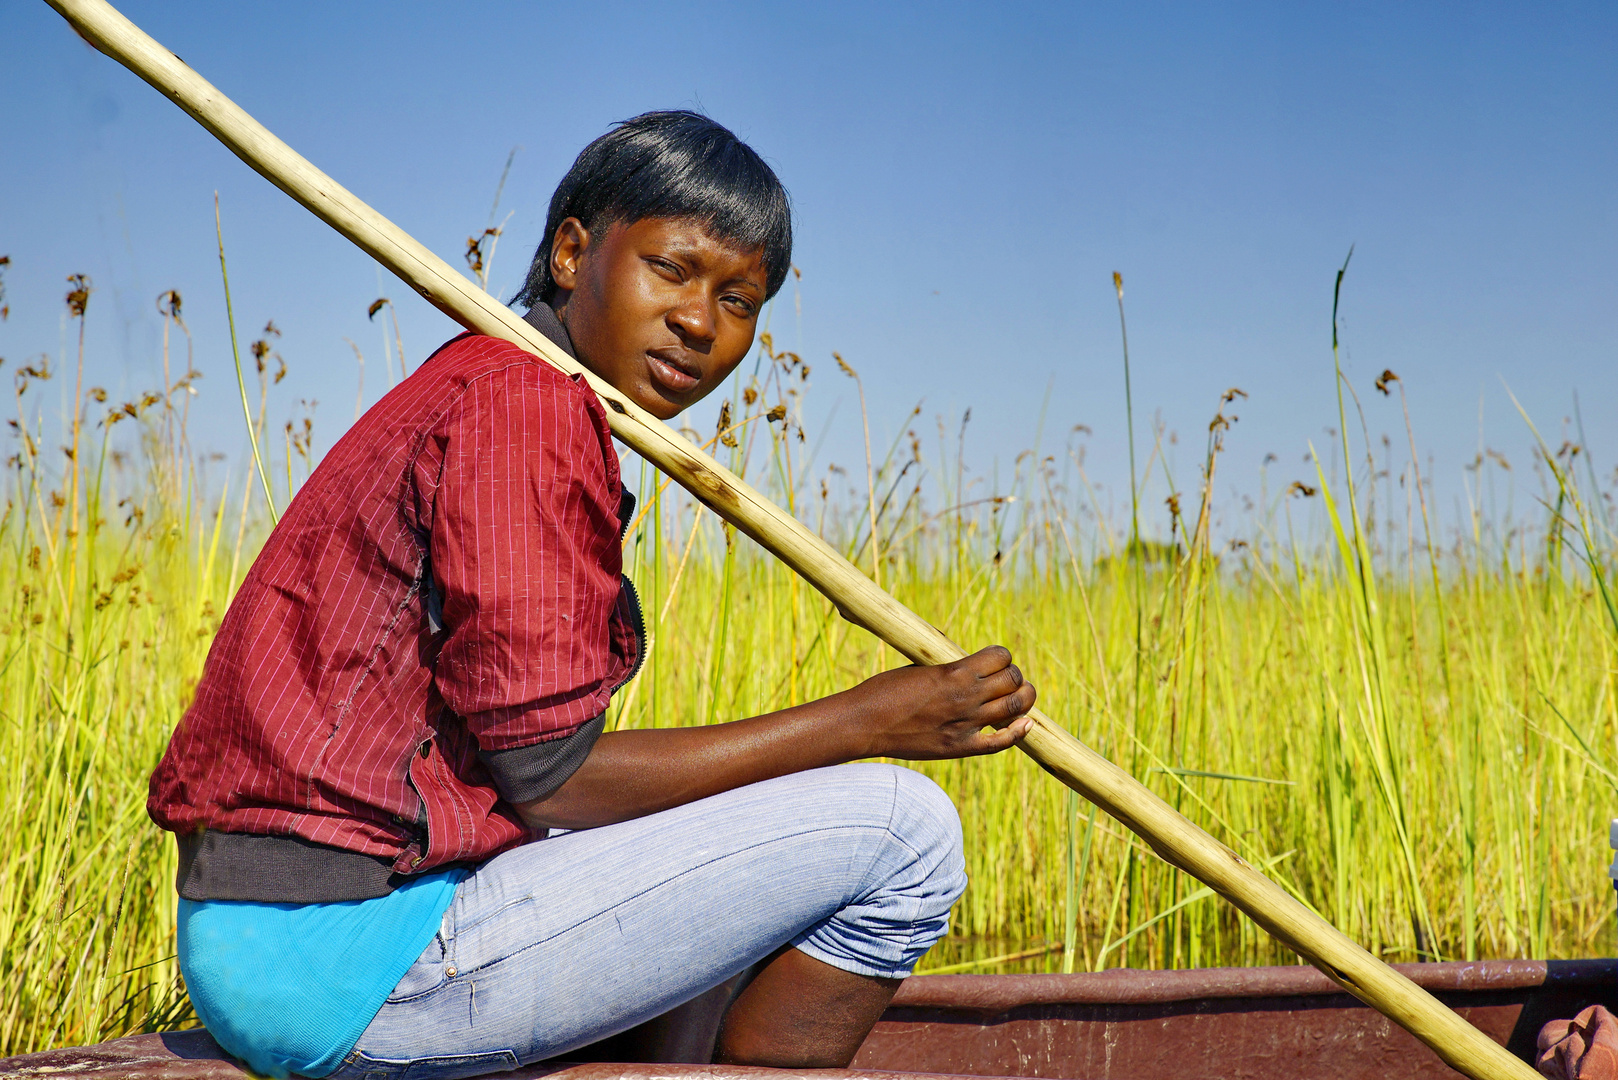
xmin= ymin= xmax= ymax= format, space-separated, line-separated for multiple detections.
xmin=838 ymin=646 xmax=1037 ymax=761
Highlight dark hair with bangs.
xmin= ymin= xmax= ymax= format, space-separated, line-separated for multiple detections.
xmin=512 ymin=110 xmax=793 ymax=309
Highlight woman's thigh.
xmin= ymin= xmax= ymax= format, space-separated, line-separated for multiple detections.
xmin=331 ymin=763 xmax=963 ymax=1080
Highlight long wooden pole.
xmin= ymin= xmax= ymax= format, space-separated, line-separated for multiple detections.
xmin=45 ymin=2 xmax=1539 ymax=1076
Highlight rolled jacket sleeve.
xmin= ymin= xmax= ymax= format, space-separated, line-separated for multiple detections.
xmin=427 ymin=362 xmax=625 ymax=751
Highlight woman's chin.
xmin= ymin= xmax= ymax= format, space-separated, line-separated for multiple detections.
xmin=626 ymin=382 xmax=686 ymax=421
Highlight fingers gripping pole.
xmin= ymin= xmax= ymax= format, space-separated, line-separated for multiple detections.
xmin=42 ymin=2 xmax=1540 ymax=1077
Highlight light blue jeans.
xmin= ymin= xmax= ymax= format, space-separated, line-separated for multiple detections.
xmin=325 ymin=763 xmax=966 ymax=1080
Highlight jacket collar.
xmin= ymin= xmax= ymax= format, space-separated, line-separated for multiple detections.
xmin=521 ymin=303 xmax=577 ymax=360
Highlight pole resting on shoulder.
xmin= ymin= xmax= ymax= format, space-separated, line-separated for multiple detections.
xmin=40 ymin=1 xmax=1541 ymax=1077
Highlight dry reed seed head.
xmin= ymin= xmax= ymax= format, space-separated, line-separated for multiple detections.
xmin=251 ymin=324 xmax=288 ymax=383
xmin=89 ymin=387 xmax=107 ymax=403
xmin=1287 ymin=480 xmax=1317 ymax=498
xmin=65 ymin=274 xmax=92 ymax=318
xmin=765 ymin=404 xmax=787 ymax=423
xmin=0 ymin=254 xmax=9 ymax=321
xmin=1165 ymin=493 xmax=1182 ymax=517
xmin=743 ymin=385 xmax=758 ymax=406
xmin=1222 ymin=387 xmax=1248 ymax=404
xmin=1112 ymin=270 xmax=1123 ymax=297
xmin=367 ymin=298 xmax=389 ymax=320
xmin=833 ymin=351 xmax=856 ymax=378
xmin=13 ymin=357 xmax=52 ymax=393
xmin=464 ymin=228 xmax=500 ymax=277
xmin=1373 ymin=369 xmax=1399 ymax=396
xmin=716 ymin=399 xmax=739 ymax=448
xmin=157 ymin=289 xmax=182 ymax=319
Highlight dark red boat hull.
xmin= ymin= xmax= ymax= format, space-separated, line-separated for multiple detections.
xmin=3 ymin=960 xmax=1611 ymax=1079
xmin=856 ymin=959 xmax=1615 ymax=1078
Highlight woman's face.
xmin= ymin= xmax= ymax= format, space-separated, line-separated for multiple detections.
xmin=550 ymin=216 xmax=768 ymax=420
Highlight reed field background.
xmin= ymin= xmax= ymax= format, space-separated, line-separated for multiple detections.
xmin=2 ymin=248 xmax=1616 ymax=1058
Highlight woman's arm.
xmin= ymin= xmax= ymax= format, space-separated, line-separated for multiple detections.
xmin=513 ymin=646 xmax=1036 ymax=830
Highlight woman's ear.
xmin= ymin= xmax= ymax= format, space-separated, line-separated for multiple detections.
xmin=549 ymin=218 xmax=590 ymax=295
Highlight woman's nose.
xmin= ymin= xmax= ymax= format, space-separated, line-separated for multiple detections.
xmin=667 ymin=293 xmax=717 ymax=346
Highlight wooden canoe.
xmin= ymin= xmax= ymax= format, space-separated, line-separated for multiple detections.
xmin=2 ymin=959 xmax=1609 ymax=1079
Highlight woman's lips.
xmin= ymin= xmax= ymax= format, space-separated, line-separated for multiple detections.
xmin=646 ymin=351 xmax=701 ymax=394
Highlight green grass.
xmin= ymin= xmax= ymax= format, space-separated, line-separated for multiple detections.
xmin=2 ymin=265 xmax=1616 ymax=1056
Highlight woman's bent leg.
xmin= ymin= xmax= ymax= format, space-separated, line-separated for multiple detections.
xmin=329 ymin=763 xmax=964 ymax=1080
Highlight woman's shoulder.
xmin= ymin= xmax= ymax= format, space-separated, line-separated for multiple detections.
xmin=432 ymin=334 xmax=588 ymax=384
xmin=421 ymin=336 xmax=615 ymax=476
xmin=425 ymin=334 xmax=601 ymax=412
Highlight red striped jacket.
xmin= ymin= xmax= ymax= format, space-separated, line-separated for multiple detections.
xmin=148 ymin=331 xmax=640 ymax=879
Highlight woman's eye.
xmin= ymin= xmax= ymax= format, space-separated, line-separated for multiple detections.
xmin=649 ymin=258 xmax=683 ymax=280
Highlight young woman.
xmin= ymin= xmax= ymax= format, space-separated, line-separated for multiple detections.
xmin=150 ymin=111 xmax=1036 ymax=1080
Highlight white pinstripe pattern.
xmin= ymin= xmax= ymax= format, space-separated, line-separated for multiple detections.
xmin=149 ymin=335 xmax=636 ymax=873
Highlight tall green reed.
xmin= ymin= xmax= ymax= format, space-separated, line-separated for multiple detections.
xmin=2 ymin=251 xmax=1616 ymax=1056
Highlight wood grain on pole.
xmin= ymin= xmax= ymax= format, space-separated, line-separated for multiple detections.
xmin=41 ymin=2 xmax=1541 ymax=1077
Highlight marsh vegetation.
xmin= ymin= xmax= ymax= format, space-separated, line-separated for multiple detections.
xmin=1 ymin=254 xmax=1614 ymax=1056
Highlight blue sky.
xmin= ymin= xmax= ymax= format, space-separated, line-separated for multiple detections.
xmin=2 ymin=1 xmax=1614 ymax=540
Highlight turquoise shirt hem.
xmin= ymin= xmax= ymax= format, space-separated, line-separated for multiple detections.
xmin=177 ymin=869 xmax=465 ymax=1079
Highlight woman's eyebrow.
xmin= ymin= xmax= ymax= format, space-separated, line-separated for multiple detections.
xmin=719 ymin=266 xmax=765 ymax=288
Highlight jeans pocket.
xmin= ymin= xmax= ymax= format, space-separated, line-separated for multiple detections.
xmin=386 ymin=939 xmax=448 ymax=1003
xmin=399 ymin=1049 xmax=520 ymax=1080
xmin=328 ymin=1049 xmax=408 ymax=1080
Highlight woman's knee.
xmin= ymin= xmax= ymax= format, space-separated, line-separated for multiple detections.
xmin=789 ymin=766 xmax=966 ymax=978
xmin=756 ymin=763 xmax=965 ymax=902
xmin=877 ymin=765 xmax=966 ymax=904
